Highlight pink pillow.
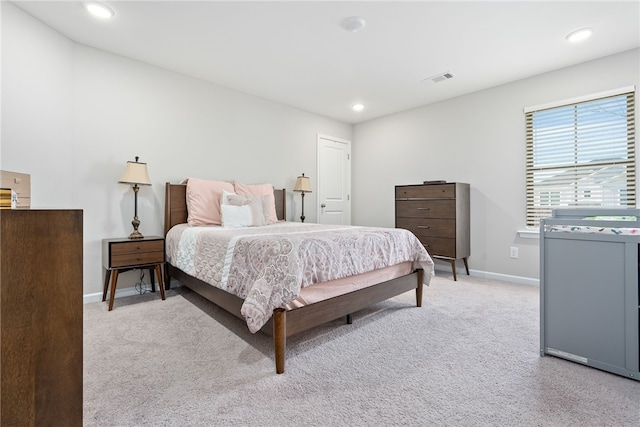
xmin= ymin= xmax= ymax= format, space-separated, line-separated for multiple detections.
xmin=233 ymin=182 xmax=278 ymax=224
xmin=186 ymin=177 xmax=234 ymax=226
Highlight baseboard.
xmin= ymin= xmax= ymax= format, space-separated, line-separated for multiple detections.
xmin=83 ymin=282 xmax=181 ymax=304
xmin=433 ymin=264 xmax=539 ymax=286
xmin=466 ymin=269 xmax=539 ymax=286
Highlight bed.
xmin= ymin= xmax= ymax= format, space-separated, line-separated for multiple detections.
xmin=164 ymin=180 xmax=434 ymax=373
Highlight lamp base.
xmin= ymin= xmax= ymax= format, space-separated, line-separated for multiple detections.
xmin=128 ymin=230 xmax=144 ymax=239
xmin=128 ymin=216 xmax=144 ymax=239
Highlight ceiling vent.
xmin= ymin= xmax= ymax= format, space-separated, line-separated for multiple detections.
xmin=422 ymin=72 xmax=454 ymax=84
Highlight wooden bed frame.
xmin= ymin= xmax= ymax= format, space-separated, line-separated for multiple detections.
xmin=164 ymin=182 xmax=424 ymax=374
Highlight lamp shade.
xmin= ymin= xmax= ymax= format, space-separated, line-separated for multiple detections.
xmin=119 ymin=159 xmax=151 ymax=185
xmin=293 ymin=174 xmax=312 ymax=193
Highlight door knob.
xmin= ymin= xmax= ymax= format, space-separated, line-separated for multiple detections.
xmin=321 ymin=203 xmax=326 ymax=208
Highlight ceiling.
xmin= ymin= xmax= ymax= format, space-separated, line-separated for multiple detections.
xmin=11 ymin=1 xmax=640 ymax=124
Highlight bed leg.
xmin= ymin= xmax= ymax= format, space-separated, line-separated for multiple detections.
xmin=273 ymin=308 xmax=286 ymax=374
xmin=416 ymin=269 xmax=424 ymax=307
xmin=346 ymin=313 xmax=353 ymax=324
xmin=164 ymin=264 xmax=171 ymax=290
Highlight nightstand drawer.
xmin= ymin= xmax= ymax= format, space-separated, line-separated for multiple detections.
xmin=396 ymin=200 xmax=455 ymax=218
xmin=102 ymin=237 xmax=165 ymax=269
xmin=110 ymin=240 xmax=164 ymax=256
xmin=111 ymin=251 xmax=164 ymax=268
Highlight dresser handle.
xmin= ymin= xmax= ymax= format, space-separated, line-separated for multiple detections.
xmin=417 ymin=226 xmax=430 ymax=229
xmin=416 ymin=207 xmax=430 ymax=210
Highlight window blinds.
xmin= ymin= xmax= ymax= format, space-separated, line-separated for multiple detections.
xmin=525 ymin=90 xmax=636 ymax=227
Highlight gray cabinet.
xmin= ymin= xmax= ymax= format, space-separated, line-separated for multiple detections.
xmin=540 ymin=208 xmax=640 ymax=381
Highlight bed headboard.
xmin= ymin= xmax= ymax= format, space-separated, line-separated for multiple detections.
xmin=164 ymin=182 xmax=287 ymax=235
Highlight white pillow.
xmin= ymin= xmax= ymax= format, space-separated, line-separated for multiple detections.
xmin=221 ymin=204 xmax=253 ymax=228
xmin=220 ymin=194 xmax=266 ymax=228
xmin=221 ymin=189 xmax=236 ymax=205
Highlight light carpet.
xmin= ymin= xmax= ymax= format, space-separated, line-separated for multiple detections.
xmin=83 ymin=275 xmax=640 ymax=426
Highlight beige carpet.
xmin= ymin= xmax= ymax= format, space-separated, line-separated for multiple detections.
xmin=83 ymin=275 xmax=640 ymax=426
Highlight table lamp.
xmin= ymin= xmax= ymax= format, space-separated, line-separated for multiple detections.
xmin=293 ymin=173 xmax=312 ymax=223
xmin=119 ymin=156 xmax=151 ymax=239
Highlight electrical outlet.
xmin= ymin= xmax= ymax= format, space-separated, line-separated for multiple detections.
xmin=510 ymin=246 xmax=519 ymax=259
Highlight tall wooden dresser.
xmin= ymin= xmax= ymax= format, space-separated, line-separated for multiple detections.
xmin=395 ymin=182 xmax=470 ymax=280
xmin=0 ymin=209 xmax=83 ymax=426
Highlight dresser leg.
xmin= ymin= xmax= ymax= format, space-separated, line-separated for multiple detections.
xmin=463 ymin=257 xmax=470 ymax=276
xmin=416 ymin=269 xmax=424 ymax=307
xmin=450 ymin=260 xmax=457 ymax=281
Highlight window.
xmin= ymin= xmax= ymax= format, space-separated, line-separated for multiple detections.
xmin=525 ymin=88 xmax=636 ymax=227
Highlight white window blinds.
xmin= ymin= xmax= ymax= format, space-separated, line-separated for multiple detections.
xmin=525 ymin=89 xmax=636 ymax=227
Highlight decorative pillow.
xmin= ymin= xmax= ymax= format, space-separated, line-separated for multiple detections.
xmin=221 ymin=198 xmax=265 ymax=228
xmin=221 ymin=189 xmax=236 ymax=206
xmin=185 ymin=177 xmax=234 ymax=226
xmin=226 ymin=194 xmax=266 ymax=226
xmin=233 ymin=182 xmax=278 ymax=224
xmin=221 ymin=204 xmax=251 ymax=228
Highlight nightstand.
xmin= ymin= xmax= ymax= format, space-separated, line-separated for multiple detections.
xmin=102 ymin=236 xmax=166 ymax=310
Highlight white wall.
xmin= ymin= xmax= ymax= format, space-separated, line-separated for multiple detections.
xmin=3 ymin=2 xmax=638 ymax=294
xmin=1 ymin=2 xmax=74 ymax=207
xmin=1 ymin=3 xmax=351 ymax=296
xmin=352 ymin=48 xmax=639 ymax=282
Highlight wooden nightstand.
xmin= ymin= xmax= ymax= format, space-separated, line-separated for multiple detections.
xmin=102 ymin=236 xmax=166 ymax=310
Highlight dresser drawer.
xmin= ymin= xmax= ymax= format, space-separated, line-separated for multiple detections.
xmin=396 ymin=218 xmax=456 ymax=238
xmin=396 ymin=184 xmax=455 ymax=200
xmin=419 ymin=237 xmax=456 ymax=258
xmin=396 ymin=199 xmax=455 ymax=219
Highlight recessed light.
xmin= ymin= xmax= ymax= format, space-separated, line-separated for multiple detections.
xmin=352 ymin=104 xmax=364 ymax=111
xmin=342 ymin=16 xmax=366 ymax=33
xmin=85 ymin=2 xmax=115 ymax=19
xmin=566 ymin=28 xmax=593 ymax=43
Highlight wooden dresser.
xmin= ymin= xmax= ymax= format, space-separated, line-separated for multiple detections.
xmin=0 ymin=209 xmax=83 ymax=426
xmin=395 ymin=182 xmax=470 ymax=280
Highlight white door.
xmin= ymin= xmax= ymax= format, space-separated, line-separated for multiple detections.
xmin=316 ymin=134 xmax=351 ymax=225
